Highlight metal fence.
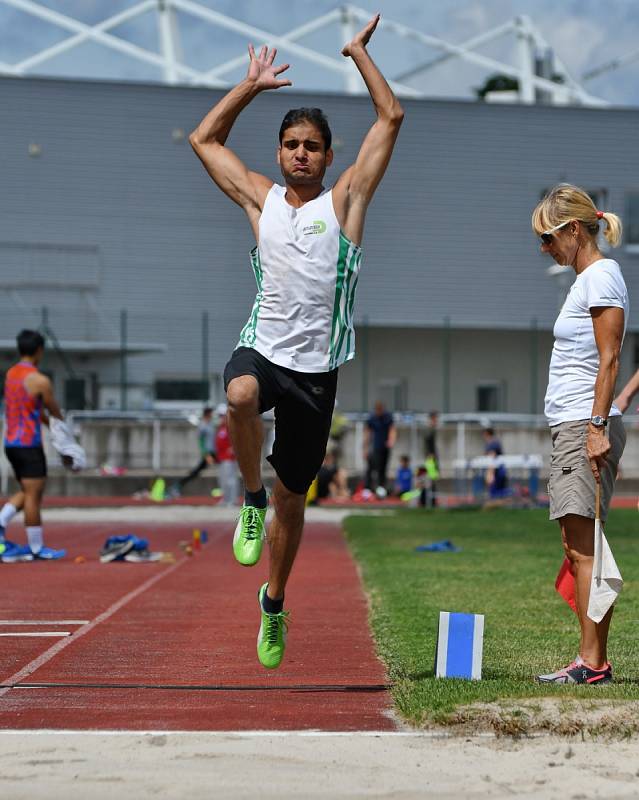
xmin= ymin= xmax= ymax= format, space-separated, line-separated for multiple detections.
xmin=3 ymin=410 xmax=639 ymax=496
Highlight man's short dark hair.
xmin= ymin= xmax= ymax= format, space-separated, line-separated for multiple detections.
xmin=17 ymin=329 xmax=45 ymax=356
xmin=483 ymin=427 xmax=495 ymax=436
xmin=278 ymin=108 xmax=332 ymax=151
xmin=203 ymin=406 xmax=213 ymax=416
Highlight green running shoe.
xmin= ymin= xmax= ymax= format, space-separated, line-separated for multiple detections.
xmin=233 ymin=504 xmax=266 ymax=566
xmin=257 ymin=583 xmax=290 ymax=670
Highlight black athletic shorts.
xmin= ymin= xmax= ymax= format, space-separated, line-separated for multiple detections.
xmin=224 ymin=347 xmax=338 ymax=494
xmin=5 ymin=446 xmax=47 ymax=480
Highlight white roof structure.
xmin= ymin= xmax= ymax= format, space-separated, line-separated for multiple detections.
xmin=0 ymin=0 xmax=607 ymax=106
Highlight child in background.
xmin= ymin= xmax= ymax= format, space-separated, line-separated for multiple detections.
xmin=394 ymin=455 xmax=413 ymax=497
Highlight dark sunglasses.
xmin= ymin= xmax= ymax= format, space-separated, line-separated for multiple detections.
xmin=540 ymin=220 xmax=570 ymax=245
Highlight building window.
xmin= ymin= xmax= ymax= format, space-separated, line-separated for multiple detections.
xmin=626 ymin=192 xmax=639 ymax=247
xmin=64 ymin=378 xmax=86 ymax=410
xmin=154 ymin=379 xmax=208 ymax=401
xmin=476 ymin=382 xmax=506 ymax=412
xmin=376 ymin=378 xmax=408 ymax=412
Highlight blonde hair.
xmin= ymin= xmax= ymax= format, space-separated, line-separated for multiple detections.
xmin=531 ymin=183 xmax=622 ymax=247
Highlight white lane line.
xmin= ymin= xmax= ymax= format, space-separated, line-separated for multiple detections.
xmin=0 ymin=730 xmax=518 ymax=739
xmin=0 ymin=633 xmax=71 ymax=638
xmin=0 ymin=621 xmax=89 ymax=626
xmin=0 ymin=557 xmax=189 ymax=697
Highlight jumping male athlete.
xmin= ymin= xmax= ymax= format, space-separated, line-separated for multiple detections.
xmin=190 ymin=14 xmax=403 ymax=668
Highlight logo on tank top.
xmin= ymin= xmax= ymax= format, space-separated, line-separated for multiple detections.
xmin=303 ymin=220 xmax=327 ymax=235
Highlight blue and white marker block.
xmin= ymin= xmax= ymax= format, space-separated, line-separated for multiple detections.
xmin=435 ymin=611 xmax=484 ymax=680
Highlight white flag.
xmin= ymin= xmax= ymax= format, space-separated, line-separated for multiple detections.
xmin=587 ymin=518 xmax=623 ymax=623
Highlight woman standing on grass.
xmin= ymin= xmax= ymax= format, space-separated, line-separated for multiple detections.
xmin=532 ymin=184 xmax=627 ymax=684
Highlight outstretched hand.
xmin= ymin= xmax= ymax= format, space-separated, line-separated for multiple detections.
xmin=247 ymin=44 xmax=292 ymax=90
xmin=342 ymin=13 xmax=380 ymax=57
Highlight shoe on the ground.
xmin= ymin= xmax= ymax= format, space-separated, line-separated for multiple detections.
xmin=536 ymin=655 xmax=613 ymax=685
xmin=257 ymin=582 xmax=290 ymax=670
xmin=1 ymin=542 xmax=34 ymax=563
xmin=233 ymin=505 xmax=267 ymax=566
xmin=32 ymin=546 xmax=66 ymax=560
xmin=123 ymin=549 xmax=162 ymax=562
xmin=100 ymin=536 xmax=136 ymax=563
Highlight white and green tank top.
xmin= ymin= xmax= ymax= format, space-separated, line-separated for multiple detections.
xmin=237 ymin=184 xmax=362 ymax=373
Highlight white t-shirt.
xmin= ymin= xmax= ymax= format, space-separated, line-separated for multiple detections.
xmin=545 ymin=258 xmax=628 ymax=426
xmin=236 ymin=185 xmax=362 ymax=373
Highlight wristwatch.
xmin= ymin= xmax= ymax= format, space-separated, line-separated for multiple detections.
xmin=589 ymin=415 xmax=608 ymax=428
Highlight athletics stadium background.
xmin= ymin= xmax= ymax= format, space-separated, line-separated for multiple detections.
xmin=1 ymin=73 xmax=639 ymax=486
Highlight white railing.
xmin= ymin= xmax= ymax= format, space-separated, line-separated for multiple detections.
xmin=2 ymin=412 xmax=639 ymax=486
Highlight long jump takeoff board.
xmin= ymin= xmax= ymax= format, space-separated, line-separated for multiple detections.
xmin=435 ymin=611 xmax=484 ymax=680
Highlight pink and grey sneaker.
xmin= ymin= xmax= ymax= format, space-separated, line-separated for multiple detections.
xmin=536 ymin=655 xmax=612 ymax=685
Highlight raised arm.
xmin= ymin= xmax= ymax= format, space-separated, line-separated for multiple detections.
xmin=189 ymin=46 xmax=291 ymax=234
xmin=333 ymin=14 xmax=404 ymax=245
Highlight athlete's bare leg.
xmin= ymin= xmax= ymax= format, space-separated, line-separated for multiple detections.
xmin=21 ymin=478 xmax=45 ymax=526
xmin=7 ymin=490 xmax=24 ymax=512
xmin=266 ymin=478 xmax=306 ymax=599
xmin=226 ymin=375 xmax=264 ymax=493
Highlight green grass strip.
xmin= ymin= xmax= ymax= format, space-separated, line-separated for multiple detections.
xmin=344 ymin=508 xmax=639 ymax=727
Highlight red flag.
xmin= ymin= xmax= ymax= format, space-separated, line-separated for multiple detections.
xmin=555 ymin=557 xmax=577 ymax=614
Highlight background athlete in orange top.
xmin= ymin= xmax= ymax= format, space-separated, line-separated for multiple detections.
xmin=0 ymin=329 xmax=67 ymax=562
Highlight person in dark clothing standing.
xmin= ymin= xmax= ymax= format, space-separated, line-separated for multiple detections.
xmin=424 ymin=410 xmax=439 ymax=462
xmin=175 ymin=407 xmax=217 ymax=494
xmin=364 ymin=401 xmax=396 ymax=493
xmin=421 ymin=410 xmax=440 ymax=507
xmin=482 ymin=427 xmax=503 ymax=456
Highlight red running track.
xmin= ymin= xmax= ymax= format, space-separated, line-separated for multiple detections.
xmin=0 ymin=522 xmax=395 ymax=731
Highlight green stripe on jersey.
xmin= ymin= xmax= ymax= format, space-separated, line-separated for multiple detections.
xmin=329 ymin=233 xmax=361 ymax=370
xmin=237 ymin=248 xmax=263 ymax=348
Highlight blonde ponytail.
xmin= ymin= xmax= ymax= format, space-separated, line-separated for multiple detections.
xmin=600 ymin=211 xmax=623 ymax=247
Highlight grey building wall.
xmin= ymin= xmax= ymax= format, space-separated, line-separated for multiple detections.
xmin=337 ymin=326 xmax=636 ymax=413
xmin=1 ymin=76 xmax=638 ymax=411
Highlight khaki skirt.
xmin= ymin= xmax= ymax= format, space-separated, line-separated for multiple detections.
xmin=548 ymin=417 xmax=626 ymax=522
